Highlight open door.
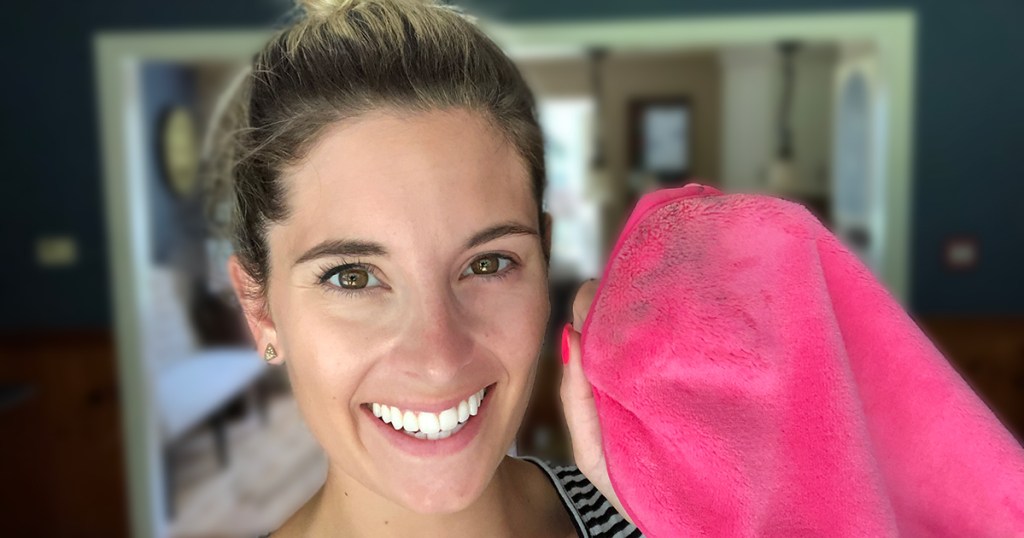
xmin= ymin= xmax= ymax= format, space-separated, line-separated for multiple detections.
xmin=831 ymin=42 xmax=889 ymax=277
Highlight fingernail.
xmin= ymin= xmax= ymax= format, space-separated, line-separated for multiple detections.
xmin=561 ymin=323 xmax=571 ymax=365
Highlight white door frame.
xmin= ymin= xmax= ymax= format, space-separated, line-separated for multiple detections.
xmin=483 ymin=10 xmax=917 ymax=306
xmin=94 ymin=31 xmax=271 ymax=538
xmin=94 ymin=10 xmax=914 ymax=537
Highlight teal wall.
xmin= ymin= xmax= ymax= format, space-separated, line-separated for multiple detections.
xmin=1 ymin=0 xmax=1020 ymax=329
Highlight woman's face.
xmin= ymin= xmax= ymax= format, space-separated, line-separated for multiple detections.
xmin=261 ymin=108 xmax=550 ymax=513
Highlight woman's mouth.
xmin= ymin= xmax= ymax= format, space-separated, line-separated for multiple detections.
xmin=363 ymin=384 xmax=493 ymax=441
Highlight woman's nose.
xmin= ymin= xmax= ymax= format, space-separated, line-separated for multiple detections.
xmin=399 ymin=288 xmax=475 ymax=382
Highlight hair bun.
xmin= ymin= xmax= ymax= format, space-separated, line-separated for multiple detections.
xmin=297 ymin=0 xmax=359 ymax=19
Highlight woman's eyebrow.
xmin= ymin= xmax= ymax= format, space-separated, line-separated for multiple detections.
xmin=465 ymin=221 xmax=539 ymax=249
xmin=293 ymin=239 xmax=388 ymax=267
xmin=293 ymin=221 xmax=538 ymax=267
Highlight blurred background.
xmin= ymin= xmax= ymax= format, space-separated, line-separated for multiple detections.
xmin=2 ymin=1 xmax=1022 ymax=537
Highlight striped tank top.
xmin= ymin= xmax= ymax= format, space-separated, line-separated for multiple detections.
xmin=519 ymin=456 xmax=645 ymax=538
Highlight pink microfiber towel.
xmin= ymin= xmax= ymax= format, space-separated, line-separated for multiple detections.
xmin=580 ymin=183 xmax=1024 ymax=537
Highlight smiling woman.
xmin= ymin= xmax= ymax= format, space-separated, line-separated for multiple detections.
xmin=204 ymin=0 xmax=641 ymax=536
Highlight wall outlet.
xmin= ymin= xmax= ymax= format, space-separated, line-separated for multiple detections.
xmin=944 ymin=235 xmax=978 ymax=271
xmin=36 ymin=236 xmax=78 ymax=268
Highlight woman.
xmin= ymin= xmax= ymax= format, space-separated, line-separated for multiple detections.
xmin=218 ymin=0 xmax=642 ymax=535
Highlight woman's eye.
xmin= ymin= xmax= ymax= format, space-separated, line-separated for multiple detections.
xmin=326 ymin=267 xmax=382 ymax=291
xmin=463 ymin=254 xmax=512 ymax=277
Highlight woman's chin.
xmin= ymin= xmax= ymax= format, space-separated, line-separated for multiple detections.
xmin=389 ymin=472 xmax=488 ymax=514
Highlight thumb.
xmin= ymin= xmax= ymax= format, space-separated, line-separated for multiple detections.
xmin=562 ymin=320 xmax=636 ymax=528
xmin=560 ymin=279 xmax=636 ymax=529
xmin=560 ymin=323 xmax=606 ymax=476
xmin=562 ymin=277 xmax=603 ymax=471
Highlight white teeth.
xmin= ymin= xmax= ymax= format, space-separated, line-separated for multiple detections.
xmin=403 ymin=410 xmax=418 ymax=432
xmin=369 ymin=385 xmax=490 ymax=439
xmin=418 ymin=412 xmax=441 ymax=435
xmin=439 ymin=408 xmax=458 ymax=431
xmin=408 ymin=418 xmax=468 ymax=440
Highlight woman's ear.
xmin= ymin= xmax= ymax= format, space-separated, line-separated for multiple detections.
xmin=226 ymin=254 xmax=283 ymax=364
xmin=542 ymin=211 xmax=553 ymax=263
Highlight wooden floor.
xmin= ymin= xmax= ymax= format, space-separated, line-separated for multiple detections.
xmin=169 ymin=395 xmax=327 ymax=538
xmin=919 ymin=317 xmax=1024 ymax=441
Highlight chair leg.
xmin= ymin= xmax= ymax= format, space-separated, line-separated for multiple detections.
xmin=212 ymin=414 xmax=229 ymax=468
xmin=164 ymin=445 xmax=176 ymax=519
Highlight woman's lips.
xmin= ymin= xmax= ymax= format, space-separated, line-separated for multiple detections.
xmin=364 ymin=383 xmax=494 ymax=457
xmin=366 ymin=384 xmax=490 ymax=437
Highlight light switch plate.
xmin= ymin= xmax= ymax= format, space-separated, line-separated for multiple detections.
xmin=36 ymin=236 xmax=78 ymax=268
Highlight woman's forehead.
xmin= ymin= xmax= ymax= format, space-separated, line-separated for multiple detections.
xmin=275 ymin=108 xmax=536 ymax=258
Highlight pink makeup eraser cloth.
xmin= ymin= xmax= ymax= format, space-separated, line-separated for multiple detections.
xmin=580 ymin=183 xmax=1024 ymax=537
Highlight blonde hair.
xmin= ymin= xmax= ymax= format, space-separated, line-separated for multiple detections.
xmin=209 ymin=0 xmax=546 ymax=299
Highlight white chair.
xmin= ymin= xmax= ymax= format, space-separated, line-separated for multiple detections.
xmin=142 ymin=267 xmax=267 ymax=516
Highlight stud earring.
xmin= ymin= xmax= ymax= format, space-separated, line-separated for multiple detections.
xmin=263 ymin=343 xmax=278 ymax=362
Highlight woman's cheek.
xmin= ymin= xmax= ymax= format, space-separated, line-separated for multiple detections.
xmin=282 ymin=303 xmax=374 ymax=410
xmin=472 ymin=281 xmax=549 ymax=361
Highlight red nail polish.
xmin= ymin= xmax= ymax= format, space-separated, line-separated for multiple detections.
xmin=561 ymin=323 xmax=571 ymax=365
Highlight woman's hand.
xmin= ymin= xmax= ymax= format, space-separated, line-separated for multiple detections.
xmin=559 ymin=279 xmax=635 ymax=528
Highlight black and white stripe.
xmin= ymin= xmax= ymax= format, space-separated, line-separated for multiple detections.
xmin=520 ymin=456 xmax=644 ymax=538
